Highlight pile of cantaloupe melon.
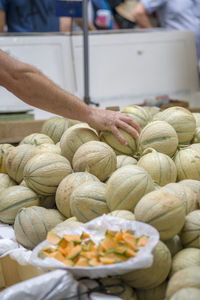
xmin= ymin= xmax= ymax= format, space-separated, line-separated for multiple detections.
xmin=1 ymin=106 xmax=200 ymax=299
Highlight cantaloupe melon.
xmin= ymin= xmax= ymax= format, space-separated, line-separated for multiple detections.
xmin=122 ymin=105 xmax=150 ymax=129
xmin=161 ymin=183 xmax=198 ymax=215
xmin=41 ymin=116 xmax=79 ymax=144
xmin=179 ymin=179 xmax=200 ymax=207
xmin=136 ymin=281 xmax=167 ymax=300
xmin=169 ymin=287 xmax=200 ymax=300
xmin=138 ymin=149 xmax=177 ymax=186
xmin=60 ymin=123 xmax=99 ymax=163
xmin=193 ymin=112 xmax=200 ymax=127
xmin=188 ymin=143 xmax=200 ymax=153
xmin=0 ymin=186 xmax=39 ymax=224
xmin=24 ymin=152 xmax=72 ymax=195
xmin=174 ymin=148 xmax=200 ymax=181
xmin=117 ymin=155 xmax=137 ymax=169
xmin=134 ymin=189 xmax=185 ymax=240
xmin=138 ymin=121 xmax=178 ymax=157
xmin=166 ymin=266 xmax=200 ymax=299
xmin=56 ymin=172 xmax=100 ymax=218
xmin=192 ymin=127 xmax=200 ymax=143
xmin=6 ymin=144 xmax=36 ymax=183
xmin=122 ymin=241 xmax=171 ymax=289
xmin=14 ymin=206 xmax=65 ymax=249
xmin=33 ymin=143 xmax=61 ymax=155
xmin=170 ymin=248 xmax=200 ymax=277
xmin=0 ymin=173 xmax=16 ymax=193
xmin=20 ymin=133 xmax=54 ymax=146
xmin=70 ymin=182 xmax=109 ymax=222
xmin=108 ymin=210 xmax=136 ymax=221
xmin=101 ymin=129 xmax=137 ymax=156
xmin=0 ymin=144 xmax=14 ymax=174
xmin=39 ymin=195 xmax=56 ymax=209
xmin=72 ymin=141 xmax=117 ymax=181
xmin=143 ymin=106 xmax=160 ymax=120
xmin=180 ymin=210 xmax=200 ymax=248
xmin=106 ymin=165 xmax=154 ymax=212
xmin=153 ymin=106 xmax=196 ymax=144
xmin=164 ymin=235 xmax=182 ymax=257
xmin=51 ymin=217 xmax=83 ymax=234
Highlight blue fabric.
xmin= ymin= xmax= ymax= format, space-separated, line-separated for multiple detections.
xmin=141 ymin=0 xmax=200 ymax=63
xmin=91 ymin=0 xmax=114 ymax=29
xmin=0 ymin=0 xmax=59 ymax=32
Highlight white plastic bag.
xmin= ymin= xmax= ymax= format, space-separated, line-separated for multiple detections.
xmin=31 ymin=215 xmax=159 ymax=279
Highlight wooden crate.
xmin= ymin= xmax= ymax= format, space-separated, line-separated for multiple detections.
xmin=0 ymin=120 xmax=45 ymax=144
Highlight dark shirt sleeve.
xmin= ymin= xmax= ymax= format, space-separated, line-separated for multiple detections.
xmin=106 ymin=0 xmax=125 ymax=10
xmin=0 ymin=0 xmax=6 ymax=10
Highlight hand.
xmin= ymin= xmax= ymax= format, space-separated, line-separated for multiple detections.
xmin=88 ymin=108 xmax=141 ymax=145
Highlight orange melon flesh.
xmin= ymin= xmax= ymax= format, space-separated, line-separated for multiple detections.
xmin=40 ymin=230 xmax=149 ymax=267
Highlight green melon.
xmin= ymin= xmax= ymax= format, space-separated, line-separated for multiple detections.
xmin=153 ymin=106 xmax=196 ymax=144
xmin=72 ymin=141 xmax=117 ymax=181
xmin=108 ymin=210 xmax=136 ymax=221
xmin=179 ymin=179 xmax=200 ymax=207
xmin=101 ymin=129 xmax=137 ymax=156
xmin=180 ymin=210 xmax=200 ymax=248
xmin=166 ymin=266 xmax=200 ymax=299
xmin=170 ymin=248 xmax=200 ymax=277
xmin=138 ymin=121 xmax=178 ymax=157
xmin=20 ymin=133 xmax=54 ymax=146
xmin=188 ymin=143 xmax=200 ymax=153
xmin=24 ymin=152 xmax=72 ymax=196
xmin=192 ymin=112 xmax=200 ymax=127
xmin=0 ymin=144 xmax=14 ymax=174
xmin=138 ymin=149 xmax=177 ymax=186
xmin=136 ymin=281 xmax=167 ymax=300
xmin=122 ymin=241 xmax=171 ymax=289
xmin=142 ymin=106 xmax=160 ymax=120
xmin=6 ymin=144 xmax=36 ymax=183
xmin=0 ymin=186 xmax=39 ymax=224
xmin=70 ymin=182 xmax=109 ymax=222
xmin=192 ymin=127 xmax=200 ymax=143
xmin=39 ymin=195 xmax=56 ymax=209
xmin=0 ymin=174 xmax=16 ymax=193
xmin=14 ymin=206 xmax=65 ymax=249
xmin=106 ymin=165 xmax=154 ymax=212
xmin=60 ymin=123 xmax=99 ymax=163
xmin=117 ymin=155 xmax=137 ymax=169
xmin=134 ymin=189 xmax=185 ymax=240
xmin=169 ymin=288 xmax=200 ymax=300
xmin=56 ymin=172 xmax=100 ymax=218
xmin=33 ymin=143 xmax=61 ymax=155
xmin=41 ymin=116 xmax=79 ymax=144
xmin=51 ymin=217 xmax=83 ymax=234
xmin=122 ymin=105 xmax=150 ymax=129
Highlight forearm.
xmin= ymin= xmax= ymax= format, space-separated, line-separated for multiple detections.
xmin=0 ymin=50 xmax=93 ymax=123
xmin=133 ymin=3 xmax=152 ymax=28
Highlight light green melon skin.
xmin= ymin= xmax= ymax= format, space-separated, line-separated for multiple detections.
xmin=166 ymin=266 xmax=200 ymax=299
xmin=51 ymin=217 xmax=83 ymax=234
xmin=122 ymin=105 xmax=151 ymax=129
xmin=33 ymin=143 xmax=61 ymax=155
xmin=169 ymin=288 xmax=200 ymax=300
xmin=117 ymin=155 xmax=137 ymax=169
xmin=193 ymin=112 xmax=200 ymax=127
xmin=122 ymin=241 xmax=171 ymax=289
xmin=41 ymin=116 xmax=79 ymax=144
xmin=180 ymin=210 xmax=200 ymax=248
xmin=179 ymin=179 xmax=200 ymax=206
xmin=138 ymin=121 xmax=178 ymax=157
xmin=106 ymin=165 xmax=154 ymax=212
xmin=164 ymin=235 xmax=183 ymax=257
xmin=0 ymin=173 xmax=16 ymax=193
xmin=60 ymin=123 xmax=99 ymax=163
xmin=99 ymin=277 xmax=137 ymax=300
xmin=136 ymin=281 xmax=167 ymax=300
xmin=134 ymin=189 xmax=185 ymax=241
xmin=174 ymin=148 xmax=200 ymax=181
xmin=161 ymin=183 xmax=198 ymax=215
xmin=0 ymin=186 xmax=39 ymax=224
xmin=70 ymin=182 xmax=109 ymax=223
xmin=170 ymin=248 xmax=200 ymax=277
xmin=142 ymin=106 xmax=160 ymax=120
xmin=0 ymin=144 xmax=14 ymax=174
xmin=20 ymin=133 xmax=54 ymax=146
xmin=72 ymin=141 xmax=117 ymax=182
xmin=14 ymin=206 xmax=65 ymax=249
xmin=101 ymin=129 xmax=137 ymax=156
xmin=108 ymin=210 xmax=136 ymax=221
xmin=6 ymin=144 xmax=36 ymax=183
xmin=24 ymin=152 xmax=72 ymax=196
xmin=138 ymin=151 xmax=177 ymax=186
xmin=188 ymin=143 xmax=200 ymax=154
xmin=153 ymin=106 xmax=196 ymax=145
xmin=56 ymin=172 xmax=100 ymax=218
xmin=192 ymin=127 xmax=200 ymax=143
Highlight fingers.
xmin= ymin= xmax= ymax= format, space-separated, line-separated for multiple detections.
xmin=111 ymin=126 xmax=128 ymax=145
xmin=120 ymin=113 xmax=141 ymax=133
xmin=116 ymin=119 xmax=139 ymax=139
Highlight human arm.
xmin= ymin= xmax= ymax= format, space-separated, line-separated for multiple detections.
xmin=0 ymin=9 xmax=5 ymax=32
xmin=0 ymin=50 xmax=140 ymax=144
xmin=132 ymin=3 xmax=152 ymax=28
